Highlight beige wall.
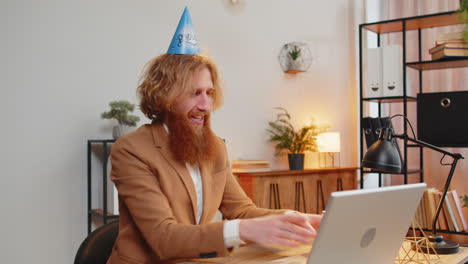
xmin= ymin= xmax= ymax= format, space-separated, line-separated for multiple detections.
xmin=1 ymin=0 xmax=363 ymax=263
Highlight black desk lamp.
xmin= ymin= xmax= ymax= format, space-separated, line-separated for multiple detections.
xmin=361 ymin=115 xmax=464 ymax=254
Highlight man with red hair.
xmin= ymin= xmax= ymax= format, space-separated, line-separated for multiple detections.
xmin=107 ymin=8 xmax=321 ymax=264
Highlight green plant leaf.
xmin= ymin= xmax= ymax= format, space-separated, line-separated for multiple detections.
xmin=101 ymin=100 xmax=140 ymax=127
xmin=288 ymin=45 xmax=301 ymax=61
xmin=266 ymin=107 xmax=327 ymax=155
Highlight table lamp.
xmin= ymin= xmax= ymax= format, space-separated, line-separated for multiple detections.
xmin=317 ymin=132 xmax=341 ymax=167
xmin=361 ymin=115 xmax=464 ymax=254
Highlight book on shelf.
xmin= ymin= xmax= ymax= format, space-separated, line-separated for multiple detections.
xmin=231 ymin=159 xmax=271 ymax=173
xmin=430 ymin=47 xmax=468 ymax=60
xmin=444 ymin=191 xmax=460 ymax=232
xmin=436 ymin=190 xmax=455 ymax=231
xmin=232 ymin=167 xmax=272 ymax=173
xmin=232 ymin=159 xmax=270 ymax=165
xmin=413 ymin=188 xmax=468 ymax=232
xmin=429 ymin=41 xmax=468 ymax=54
xmin=414 ymin=194 xmax=426 ymax=228
xmin=451 ymin=189 xmax=468 ymax=231
xmin=440 ymin=192 xmax=459 ymax=232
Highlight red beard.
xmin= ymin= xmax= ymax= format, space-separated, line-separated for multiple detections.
xmin=166 ymin=111 xmax=217 ymax=165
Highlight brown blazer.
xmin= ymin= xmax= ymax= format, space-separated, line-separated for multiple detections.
xmin=107 ymin=124 xmax=280 ymax=264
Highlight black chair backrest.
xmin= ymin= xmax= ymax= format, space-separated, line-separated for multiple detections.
xmin=74 ymin=220 xmax=119 ymax=264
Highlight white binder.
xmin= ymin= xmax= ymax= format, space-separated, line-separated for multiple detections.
xmin=366 ymin=48 xmax=383 ymax=98
xmin=382 ymin=45 xmax=407 ymax=97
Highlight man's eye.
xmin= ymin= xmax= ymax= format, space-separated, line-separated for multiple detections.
xmin=207 ymin=90 xmax=214 ymax=96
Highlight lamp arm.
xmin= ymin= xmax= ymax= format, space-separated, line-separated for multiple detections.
xmin=393 ymin=134 xmax=464 ymax=159
xmin=393 ymin=134 xmax=465 ymax=235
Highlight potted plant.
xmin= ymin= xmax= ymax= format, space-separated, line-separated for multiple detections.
xmin=287 ymin=44 xmax=302 ymax=71
xmin=101 ymin=100 xmax=140 ymax=139
xmin=459 ymin=0 xmax=468 ymax=40
xmin=267 ymin=107 xmax=327 ymax=170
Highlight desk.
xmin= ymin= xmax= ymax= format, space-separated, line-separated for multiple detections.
xmin=179 ymin=243 xmax=468 ymax=264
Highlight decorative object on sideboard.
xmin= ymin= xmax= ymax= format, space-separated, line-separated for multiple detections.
xmin=101 ymin=100 xmax=140 ymax=139
xmin=278 ymin=42 xmax=312 ymax=73
xmin=317 ymin=132 xmax=341 ymax=168
xmin=361 ymin=114 xmax=465 ymax=255
xmin=267 ymin=107 xmax=327 ymax=170
xmin=231 ymin=159 xmax=271 ymax=173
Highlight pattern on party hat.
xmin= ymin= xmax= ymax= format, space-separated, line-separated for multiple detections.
xmin=167 ymin=7 xmax=200 ymax=54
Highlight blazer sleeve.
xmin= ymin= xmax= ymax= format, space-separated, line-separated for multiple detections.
xmin=110 ymin=141 xmax=231 ymax=261
xmin=217 ymin=142 xmax=286 ymax=219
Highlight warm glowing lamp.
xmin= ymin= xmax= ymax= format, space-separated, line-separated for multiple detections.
xmin=317 ymin=132 xmax=341 ymax=167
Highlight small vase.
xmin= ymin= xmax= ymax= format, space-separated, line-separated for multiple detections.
xmin=288 ymin=153 xmax=305 ymax=170
xmin=112 ymin=125 xmax=134 ymax=139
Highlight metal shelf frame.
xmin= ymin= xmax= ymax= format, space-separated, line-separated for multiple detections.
xmin=87 ymin=139 xmax=117 ymax=234
xmin=358 ymin=10 xmax=467 ymax=237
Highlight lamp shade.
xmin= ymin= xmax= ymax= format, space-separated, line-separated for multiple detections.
xmin=361 ymin=128 xmax=402 ymax=173
xmin=317 ymin=132 xmax=341 ymax=153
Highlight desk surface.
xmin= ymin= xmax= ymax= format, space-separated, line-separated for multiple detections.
xmin=178 ymin=243 xmax=468 ymax=264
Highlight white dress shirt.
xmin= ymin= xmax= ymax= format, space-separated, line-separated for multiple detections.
xmin=163 ymin=124 xmax=243 ymax=247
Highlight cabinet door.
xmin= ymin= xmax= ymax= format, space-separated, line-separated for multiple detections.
xmin=255 ymin=176 xmax=294 ymax=210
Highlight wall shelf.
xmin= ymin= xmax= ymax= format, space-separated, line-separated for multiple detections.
xmin=362 ymin=96 xmax=417 ymax=103
xmin=362 ymin=11 xmax=459 ymax=34
xmin=407 ymin=58 xmax=468 ymax=70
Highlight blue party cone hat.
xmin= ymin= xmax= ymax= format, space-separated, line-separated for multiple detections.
xmin=167 ymin=7 xmax=200 ymax=55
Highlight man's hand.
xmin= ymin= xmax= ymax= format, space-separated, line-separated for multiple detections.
xmin=239 ymin=213 xmax=322 ymax=247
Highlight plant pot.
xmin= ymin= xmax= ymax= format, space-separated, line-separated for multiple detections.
xmin=112 ymin=124 xmax=134 ymax=139
xmin=287 ymin=59 xmax=302 ymax=71
xmin=288 ymin=153 xmax=304 ymax=170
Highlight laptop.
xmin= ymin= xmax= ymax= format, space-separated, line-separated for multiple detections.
xmin=305 ymin=183 xmax=426 ymax=264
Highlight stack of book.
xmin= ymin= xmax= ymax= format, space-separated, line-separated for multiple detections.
xmin=231 ymin=159 xmax=271 ymax=173
xmin=429 ymin=31 xmax=468 ymax=60
xmin=413 ymin=188 xmax=468 ymax=232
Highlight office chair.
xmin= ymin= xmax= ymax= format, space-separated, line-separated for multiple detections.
xmin=74 ymin=220 xmax=119 ymax=264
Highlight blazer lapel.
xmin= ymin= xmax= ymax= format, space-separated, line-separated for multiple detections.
xmin=199 ymin=162 xmax=213 ymax=223
xmin=150 ymin=124 xmax=198 ymax=223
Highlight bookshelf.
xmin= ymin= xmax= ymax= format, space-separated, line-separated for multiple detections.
xmin=358 ymin=11 xmax=467 ymax=238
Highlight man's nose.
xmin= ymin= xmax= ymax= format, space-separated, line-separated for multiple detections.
xmin=197 ymin=94 xmax=212 ymax=111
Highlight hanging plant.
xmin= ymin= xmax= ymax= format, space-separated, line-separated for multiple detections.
xmin=278 ymin=42 xmax=313 ymax=73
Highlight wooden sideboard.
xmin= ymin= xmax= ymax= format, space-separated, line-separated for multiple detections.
xmin=234 ymin=167 xmax=358 ymax=214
